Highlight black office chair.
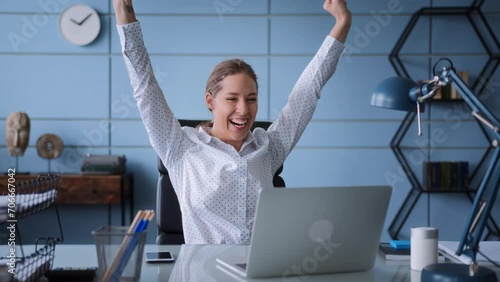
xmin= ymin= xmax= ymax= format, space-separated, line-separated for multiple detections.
xmin=156 ymin=120 xmax=285 ymax=244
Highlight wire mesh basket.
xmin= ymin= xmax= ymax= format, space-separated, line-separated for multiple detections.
xmin=1 ymin=174 xmax=61 ymax=282
xmin=7 ymin=238 xmax=57 ymax=282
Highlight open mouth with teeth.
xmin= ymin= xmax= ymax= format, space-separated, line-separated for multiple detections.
xmin=230 ymin=118 xmax=248 ymax=129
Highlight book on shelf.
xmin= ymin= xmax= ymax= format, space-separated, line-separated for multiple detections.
xmin=434 ymin=70 xmax=468 ymax=100
xmin=450 ymin=71 xmax=469 ymax=100
xmin=423 ymin=161 xmax=469 ymax=191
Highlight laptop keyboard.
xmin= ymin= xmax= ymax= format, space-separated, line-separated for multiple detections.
xmin=235 ymin=263 xmax=247 ymax=270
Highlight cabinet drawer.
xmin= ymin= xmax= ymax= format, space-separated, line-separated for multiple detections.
xmin=0 ymin=174 xmax=128 ymax=205
xmin=56 ymin=175 xmax=123 ymax=204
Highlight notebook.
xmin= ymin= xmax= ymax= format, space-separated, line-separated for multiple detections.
xmin=378 ymin=242 xmax=411 ymax=261
xmin=216 ymin=185 xmax=392 ymax=279
xmin=378 ymin=242 xmax=446 ymax=262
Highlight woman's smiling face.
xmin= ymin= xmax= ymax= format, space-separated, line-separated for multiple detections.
xmin=205 ymin=72 xmax=258 ymax=151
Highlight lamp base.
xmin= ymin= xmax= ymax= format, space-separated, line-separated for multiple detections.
xmin=422 ymin=263 xmax=498 ymax=282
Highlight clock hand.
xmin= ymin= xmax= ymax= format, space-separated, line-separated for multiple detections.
xmin=77 ymin=13 xmax=93 ymax=25
xmin=70 ymin=18 xmax=80 ymax=25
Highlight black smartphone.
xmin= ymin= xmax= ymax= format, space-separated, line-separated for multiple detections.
xmin=145 ymin=251 xmax=175 ymax=263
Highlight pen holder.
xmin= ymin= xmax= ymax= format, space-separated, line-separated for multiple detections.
xmin=92 ymin=226 xmax=147 ymax=282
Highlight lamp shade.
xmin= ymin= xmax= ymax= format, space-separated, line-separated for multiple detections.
xmin=371 ymin=77 xmax=419 ymax=112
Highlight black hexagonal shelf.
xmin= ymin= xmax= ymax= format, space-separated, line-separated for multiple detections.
xmin=386 ymin=0 xmax=500 ymax=239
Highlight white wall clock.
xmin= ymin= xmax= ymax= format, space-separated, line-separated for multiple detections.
xmin=59 ymin=4 xmax=101 ymax=46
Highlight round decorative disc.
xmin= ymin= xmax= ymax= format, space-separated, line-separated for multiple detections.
xmin=36 ymin=134 xmax=64 ymax=160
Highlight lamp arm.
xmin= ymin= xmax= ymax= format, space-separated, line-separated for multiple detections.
xmin=458 ymin=147 xmax=500 ymax=263
xmin=444 ymin=68 xmax=500 ymax=266
xmin=447 ymin=69 xmax=500 ymax=133
xmin=412 ymin=77 xmax=440 ymax=136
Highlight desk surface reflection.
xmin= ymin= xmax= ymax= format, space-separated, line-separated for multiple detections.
xmin=48 ymin=244 xmax=499 ymax=282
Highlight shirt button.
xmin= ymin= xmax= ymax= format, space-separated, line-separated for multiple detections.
xmin=239 ymin=177 xmax=245 ymax=184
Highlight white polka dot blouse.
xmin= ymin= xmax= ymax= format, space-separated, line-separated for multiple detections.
xmin=117 ymin=21 xmax=345 ymax=244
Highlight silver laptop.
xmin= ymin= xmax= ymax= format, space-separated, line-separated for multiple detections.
xmin=216 ymin=186 xmax=392 ymax=279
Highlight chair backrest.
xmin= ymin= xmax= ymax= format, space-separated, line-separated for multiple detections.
xmin=156 ymin=120 xmax=285 ymax=244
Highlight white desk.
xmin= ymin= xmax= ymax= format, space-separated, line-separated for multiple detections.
xmin=50 ymin=244 xmax=499 ymax=282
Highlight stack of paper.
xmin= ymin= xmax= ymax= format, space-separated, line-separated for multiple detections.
xmin=438 ymin=241 xmax=500 ymax=265
xmin=0 ymin=196 xmax=8 ymax=223
xmin=0 ymin=190 xmax=57 ymax=223
xmin=16 ymin=190 xmax=55 ymax=215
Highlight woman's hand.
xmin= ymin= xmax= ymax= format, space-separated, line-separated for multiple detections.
xmin=113 ymin=0 xmax=137 ymax=25
xmin=324 ymin=0 xmax=352 ymax=43
xmin=324 ymin=0 xmax=351 ymax=24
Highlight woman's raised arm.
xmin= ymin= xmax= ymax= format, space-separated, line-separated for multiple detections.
xmin=113 ymin=0 xmax=137 ymax=25
xmin=324 ymin=0 xmax=352 ymax=43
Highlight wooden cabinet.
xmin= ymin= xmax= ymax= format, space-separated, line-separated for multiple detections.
xmin=0 ymin=173 xmax=134 ymax=225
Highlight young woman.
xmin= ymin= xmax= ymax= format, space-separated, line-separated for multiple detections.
xmin=113 ymin=0 xmax=351 ymax=244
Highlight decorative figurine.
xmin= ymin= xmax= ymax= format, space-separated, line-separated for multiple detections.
xmin=5 ymin=112 xmax=30 ymax=156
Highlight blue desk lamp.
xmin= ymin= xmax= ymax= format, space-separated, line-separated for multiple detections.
xmin=371 ymin=58 xmax=500 ymax=282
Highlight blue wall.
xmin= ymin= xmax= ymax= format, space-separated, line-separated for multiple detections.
xmin=1 ymin=0 xmax=499 ymax=244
